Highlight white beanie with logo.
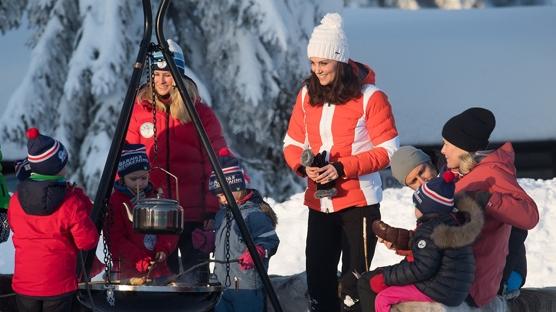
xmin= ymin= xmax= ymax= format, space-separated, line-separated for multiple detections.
xmin=307 ymin=13 xmax=349 ymax=63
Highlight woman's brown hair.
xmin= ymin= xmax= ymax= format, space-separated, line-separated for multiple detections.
xmin=137 ymin=75 xmax=200 ymax=123
xmin=304 ymin=62 xmax=361 ymax=106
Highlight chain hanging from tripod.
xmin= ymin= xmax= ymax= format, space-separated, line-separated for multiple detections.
xmin=224 ymin=206 xmax=233 ymax=287
xmin=148 ymin=43 xmax=160 ymax=165
xmin=102 ymin=204 xmax=113 ymax=283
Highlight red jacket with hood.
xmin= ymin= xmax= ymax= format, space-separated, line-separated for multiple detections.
xmin=454 ymin=142 xmax=538 ymax=306
xmin=283 ymin=60 xmax=399 ymax=213
xmin=126 ymin=98 xmax=227 ymax=222
xmin=8 ymin=181 xmax=98 ymax=297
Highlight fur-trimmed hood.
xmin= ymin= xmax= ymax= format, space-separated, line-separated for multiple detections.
xmin=431 ymin=193 xmax=484 ymax=249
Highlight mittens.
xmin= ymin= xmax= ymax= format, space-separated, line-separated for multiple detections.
xmin=238 ymin=245 xmax=266 ymax=270
xmin=372 ymin=220 xmax=412 ymax=250
xmin=191 ymin=228 xmax=215 ymax=254
xmin=135 ymin=257 xmax=152 ymax=273
xmin=370 ymin=273 xmax=388 ymax=293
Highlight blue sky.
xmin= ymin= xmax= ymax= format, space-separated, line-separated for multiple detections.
xmin=0 ymin=26 xmax=31 ymax=111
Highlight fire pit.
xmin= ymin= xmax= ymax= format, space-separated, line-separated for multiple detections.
xmin=77 ymin=281 xmax=222 ymax=312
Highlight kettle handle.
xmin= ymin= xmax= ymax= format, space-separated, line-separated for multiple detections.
xmin=151 ymin=166 xmax=180 ymax=202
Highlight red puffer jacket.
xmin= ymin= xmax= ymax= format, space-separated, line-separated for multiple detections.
xmin=8 ymin=182 xmax=98 ymax=297
xmin=126 ymin=98 xmax=227 ymax=222
xmin=107 ymin=182 xmax=178 ymax=278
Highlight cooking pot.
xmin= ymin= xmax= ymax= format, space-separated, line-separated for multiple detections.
xmin=128 ymin=167 xmax=184 ymax=234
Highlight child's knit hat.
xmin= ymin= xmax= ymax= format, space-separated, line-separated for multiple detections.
xmin=208 ymin=148 xmax=247 ymax=195
xmin=118 ymin=144 xmax=150 ymax=177
xmin=413 ymin=171 xmax=457 ymax=215
xmin=26 ymin=128 xmax=68 ymax=175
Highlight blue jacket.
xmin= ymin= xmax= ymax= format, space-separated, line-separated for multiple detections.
xmin=214 ymin=189 xmax=279 ymax=290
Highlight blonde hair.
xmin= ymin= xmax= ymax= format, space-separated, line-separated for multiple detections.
xmin=458 ymin=152 xmax=488 ymax=175
xmin=137 ymin=76 xmax=200 ymax=123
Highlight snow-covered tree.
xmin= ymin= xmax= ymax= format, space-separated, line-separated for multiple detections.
xmin=0 ymin=0 xmax=342 ymax=201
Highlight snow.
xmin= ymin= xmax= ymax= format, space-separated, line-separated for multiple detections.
xmin=343 ymin=6 xmax=556 ymax=145
xmin=1 ymin=178 xmax=554 ymax=288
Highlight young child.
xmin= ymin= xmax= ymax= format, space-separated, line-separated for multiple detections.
xmin=208 ymin=150 xmax=279 ymax=312
xmin=8 ymin=128 xmax=99 ymax=311
xmin=106 ymin=143 xmax=178 ymax=280
xmin=360 ymin=171 xmax=483 ymax=311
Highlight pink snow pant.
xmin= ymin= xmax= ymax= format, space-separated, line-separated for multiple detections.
xmin=375 ymin=284 xmax=433 ymax=312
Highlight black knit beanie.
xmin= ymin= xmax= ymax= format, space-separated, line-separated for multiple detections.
xmin=442 ymin=107 xmax=496 ymax=152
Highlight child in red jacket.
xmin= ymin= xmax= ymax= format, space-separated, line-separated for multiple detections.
xmin=8 ymin=128 xmax=99 ymax=312
xmin=105 ymin=144 xmax=178 ymax=280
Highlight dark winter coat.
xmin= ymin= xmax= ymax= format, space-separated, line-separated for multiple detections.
xmin=126 ymin=97 xmax=227 ymax=222
xmin=8 ymin=181 xmax=98 ymax=297
xmin=381 ymin=195 xmax=484 ymax=307
xmin=214 ymin=189 xmax=279 ymax=290
xmin=455 ymin=142 xmax=538 ymax=306
xmin=106 ymin=181 xmax=178 ymax=278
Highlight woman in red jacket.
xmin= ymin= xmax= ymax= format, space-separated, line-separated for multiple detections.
xmin=8 ymin=128 xmax=98 ymax=312
xmin=283 ymin=13 xmax=399 ymax=312
xmin=440 ymin=107 xmax=539 ymax=308
xmin=106 ymin=144 xmax=177 ymax=279
xmin=126 ymin=39 xmax=227 ymax=279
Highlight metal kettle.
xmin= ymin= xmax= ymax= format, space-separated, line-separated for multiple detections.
xmin=125 ymin=167 xmax=184 ymax=234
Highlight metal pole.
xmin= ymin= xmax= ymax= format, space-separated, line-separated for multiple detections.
xmin=82 ymin=0 xmax=153 ymax=273
xmin=155 ymin=1 xmax=283 ymax=311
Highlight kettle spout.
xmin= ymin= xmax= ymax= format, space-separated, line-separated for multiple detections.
xmin=122 ymin=202 xmax=134 ymax=223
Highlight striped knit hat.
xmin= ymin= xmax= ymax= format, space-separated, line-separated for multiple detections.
xmin=151 ymin=39 xmax=186 ymax=75
xmin=118 ymin=144 xmax=150 ymax=177
xmin=26 ymin=128 xmax=68 ymax=175
xmin=413 ymin=171 xmax=457 ymax=215
xmin=208 ymin=149 xmax=246 ymax=195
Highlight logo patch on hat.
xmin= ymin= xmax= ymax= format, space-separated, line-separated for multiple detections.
xmin=140 ymin=122 xmax=155 ymax=139
xmin=57 ymin=149 xmax=67 ymax=162
xmin=417 ymin=240 xmax=427 ymax=249
xmin=156 ymin=60 xmax=167 ymax=69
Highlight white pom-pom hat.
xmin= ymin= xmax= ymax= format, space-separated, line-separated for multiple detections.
xmin=307 ymin=13 xmax=349 ymax=63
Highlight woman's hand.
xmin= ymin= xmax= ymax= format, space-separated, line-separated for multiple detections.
xmin=314 ymin=164 xmax=339 ymax=184
xmin=305 ymin=166 xmax=321 ymax=181
xmin=377 ymin=237 xmax=395 ymax=250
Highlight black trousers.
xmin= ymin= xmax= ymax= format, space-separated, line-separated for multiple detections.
xmin=167 ymin=221 xmax=210 ymax=283
xmin=306 ymin=204 xmax=380 ymax=312
xmin=16 ymin=294 xmax=73 ymax=312
xmin=357 ymin=270 xmax=382 ymax=312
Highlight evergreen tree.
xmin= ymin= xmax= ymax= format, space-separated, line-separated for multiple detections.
xmin=0 ymin=0 xmax=341 ymax=201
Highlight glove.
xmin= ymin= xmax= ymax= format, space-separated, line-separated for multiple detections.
xmin=504 ymin=271 xmax=523 ymax=294
xmin=135 ymin=257 xmax=152 ymax=273
xmin=372 ymin=220 xmax=412 ymax=250
xmin=238 ymin=245 xmax=266 ymax=270
xmin=370 ymin=273 xmax=387 ymax=293
xmin=192 ymin=228 xmax=215 ymax=254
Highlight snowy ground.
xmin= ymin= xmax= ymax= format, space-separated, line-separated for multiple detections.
xmin=1 ymin=178 xmax=554 ymax=288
